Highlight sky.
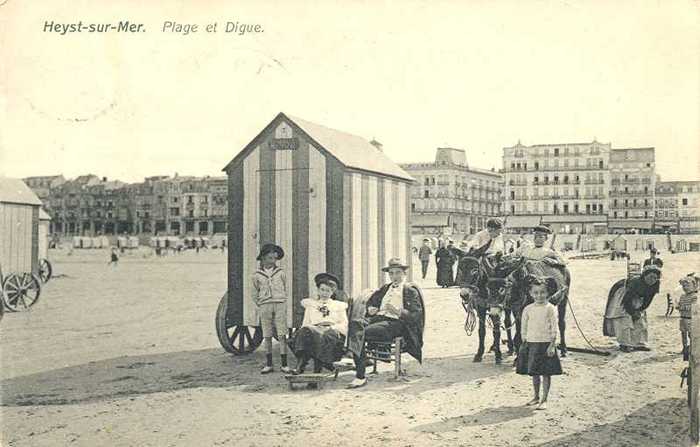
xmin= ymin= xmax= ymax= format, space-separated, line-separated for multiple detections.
xmin=1 ymin=0 xmax=698 ymax=183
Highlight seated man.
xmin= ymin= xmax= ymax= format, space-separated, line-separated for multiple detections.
xmin=346 ymin=258 xmax=425 ymax=389
xmin=515 ymin=225 xmax=566 ymax=266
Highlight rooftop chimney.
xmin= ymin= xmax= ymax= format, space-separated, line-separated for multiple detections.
xmin=369 ymin=138 xmax=383 ymax=152
xmin=102 ymin=177 xmax=107 ymax=182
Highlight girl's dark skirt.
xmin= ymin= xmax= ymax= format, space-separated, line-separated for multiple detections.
xmin=289 ymin=326 xmax=345 ymax=365
xmin=516 ymin=342 xmax=562 ymax=376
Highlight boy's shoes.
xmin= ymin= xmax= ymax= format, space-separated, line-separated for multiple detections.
xmin=347 ymin=377 xmax=367 ymax=389
xmin=536 ymin=401 xmax=548 ymax=411
xmin=525 ymin=397 xmax=540 ymax=406
xmin=280 ymin=366 xmax=293 ymax=374
xmin=260 ymin=366 xmax=274 ymax=374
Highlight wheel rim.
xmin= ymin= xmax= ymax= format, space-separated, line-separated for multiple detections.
xmin=38 ymin=259 xmax=52 ymax=283
xmin=2 ymin=273 xmax=40 ymax=311
xmin=215 ymin=294 xmax=262 ymax=354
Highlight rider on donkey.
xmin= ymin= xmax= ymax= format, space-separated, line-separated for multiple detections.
xmin=456 ymin=218 xmax=507 ymax=364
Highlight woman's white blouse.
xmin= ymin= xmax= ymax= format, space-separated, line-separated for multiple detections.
xmin=300 ymin=298 xmax=349 ymax=336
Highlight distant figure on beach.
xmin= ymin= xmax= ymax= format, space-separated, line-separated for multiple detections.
xmin=418 ymin=238 xmax=433 ymax=280
xmin=435 ymin=240 xmax=454 ymax=288
xmin=109 ymin=248 xmax=119 ymax=267
xmin=643 ymin=248 xmax=663 ymax=269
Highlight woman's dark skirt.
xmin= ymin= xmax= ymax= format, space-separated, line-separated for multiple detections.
xmin=289 ymin=326 xmax=345 ymax=365
xmin=436 ymin=262 xmax=454 ymax=287
xmin=516 ymin=342 xmax=562 ymax=376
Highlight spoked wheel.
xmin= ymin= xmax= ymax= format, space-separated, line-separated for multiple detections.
xmin=38 ymin=259 xmax=53 ymax=283
xmin=215 ymin=293 xmax=263 ymax=355
xmin=2 ymin=273 xmax=42 ymax=312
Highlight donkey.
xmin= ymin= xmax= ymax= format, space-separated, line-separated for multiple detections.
xmin=498 ymin=256 xmax=571 ymax=357
xmin=456 ymin=254 xmax=522 ymax=364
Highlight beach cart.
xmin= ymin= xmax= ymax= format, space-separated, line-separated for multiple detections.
xmin=0 ymin=178 xmax=44 ymax=311
xmin=215 ymin=113 xmax=414 ymax=354
xmin=127 ymin=236 xmax=139 ymax=249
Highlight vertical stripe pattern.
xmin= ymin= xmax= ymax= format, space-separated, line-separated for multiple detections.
xmin=367 ymin=177 xmax=379 ymax=291
xmin=309 ymin=146 xmax=327 ymax=299
xmin=227 ymin=162 xmax=245 ymax=325
xmin=351 ymin=174 xmax=363 ymax=296
xmin=376 ymin=180 xmax=386 ymax=287
xmin=292 ymin=142 xmax=310 ymax=327
xmin=242 ymin=149 xmax=260 ymax=326
xmin=275 ymin=149 xmax=294 ymax=326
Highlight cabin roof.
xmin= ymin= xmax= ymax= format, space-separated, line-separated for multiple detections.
xmin=223 ymin=113 xmax=414 ymax=182
xmin=39 ymin=209 xmax=51 ymax=220
xmin=0 ymin=177 xmax=43 ymax=206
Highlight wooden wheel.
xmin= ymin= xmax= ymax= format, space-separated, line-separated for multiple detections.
xmin=215 ymin=293 xmax=262 ymax=354
xmin=38 ymin=259 xmax=53 ymax=283
xmin=2 ymin=273 xmax=41 ymax=312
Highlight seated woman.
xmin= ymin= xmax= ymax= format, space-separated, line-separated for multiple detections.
xmin=289 ymin=273 xmax=349 ymax=376
xmin=604 ymin=265 xmax=661 ymax=352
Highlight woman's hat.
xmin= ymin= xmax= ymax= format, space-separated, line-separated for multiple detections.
xmin=256 ymin=243 xmax=284 ymax=261
xmin=382 ymin=257 xmax=409 ymax=272
xmin=422 ymin=238 xmax=430 ymax=242
xmin=650 ymin=247 xmax=658 ymax=254
xmin=314 ymin=272 xmax=340 ymax=288
xmin=533 ymin=225 xmax=552 ymax=235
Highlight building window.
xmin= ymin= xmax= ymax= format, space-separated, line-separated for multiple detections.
xmin=599 ymin=160 xmax=604 ymax=169
xmin=554 ymin=148 xmax=559 ymax=156
xmin=683 ymin=198 xmax=689 ymax=206
xmin=574 ymin=204 xmax=579 ymax=213
xmin=424 ymin=190 xmax=429 ymax=198
xmin=534 ymin=162 xmax=539 ymax=170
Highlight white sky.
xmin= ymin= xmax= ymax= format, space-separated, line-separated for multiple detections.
xmin=1 ymin=0 xmax=698 ymax=183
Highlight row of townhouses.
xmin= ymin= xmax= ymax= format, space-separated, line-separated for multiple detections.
xmin=23 ymin=142 xmax=700 ymax=237
xmin=23 ymin=174 xmax=228 ymax=236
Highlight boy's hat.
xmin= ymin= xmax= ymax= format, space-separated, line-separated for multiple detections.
xmin=680 ymin=275 xmax=698 ymax=290
xmin=257 ymin=243 xmax=284 ymax=261
xmin=650 ymin=247 xmax=658 ymax=254
xmin=533 ymin=225 xmax=552 ymax=235
xmin=382 ymin=257 xmax=409 ymax=272
xmin=314 ymin=272 xmax=340 ymax=288
xmin=423 ymin=238 xmax=430 ymax=242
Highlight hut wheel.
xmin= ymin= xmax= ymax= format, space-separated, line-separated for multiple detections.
xmin=38 ymin=259 xmax=53 ymax=283
xmin=2 ymin=273 xmax=42 ymax=312
xmin=215 ymin=293 xmax=263 ymax=354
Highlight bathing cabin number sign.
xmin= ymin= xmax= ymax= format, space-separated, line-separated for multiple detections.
xmin=269 ymin=138 xmax=299 ymax=151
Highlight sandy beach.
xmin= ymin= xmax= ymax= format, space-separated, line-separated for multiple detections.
xmin=0 ymin=248 xmax=695 ymax=446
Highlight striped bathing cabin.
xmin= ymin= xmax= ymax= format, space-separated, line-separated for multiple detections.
xmin=0 ymin=177 xmax=42 ymax=279
xmin=222 ymin=113 xmax=414 ymax=332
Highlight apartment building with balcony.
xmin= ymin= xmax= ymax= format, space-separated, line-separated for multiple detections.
xmin=502 ymin=140 xmax=610 ymax=234
xmin=654 ymin=181 xmax=680 ymax=233
xmin=400 ymin=147 xmax=503 ymax=235
xmin=656 ymin=180 xmax=700 ymax=234
xmin=608 ymin=148 xmax=656 ymax=233
xmin=28 ymin=174 xmax=228 ymax=236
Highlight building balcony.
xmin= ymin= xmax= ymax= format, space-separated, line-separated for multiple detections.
xmin=584 ymin=180 xmax=605 ymax=185
xmin=609 ymin=191 xmax=651 ymax=197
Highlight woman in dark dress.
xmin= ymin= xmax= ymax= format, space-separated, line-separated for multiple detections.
xmin=435 ymin=240 xmax=455 ymax=288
